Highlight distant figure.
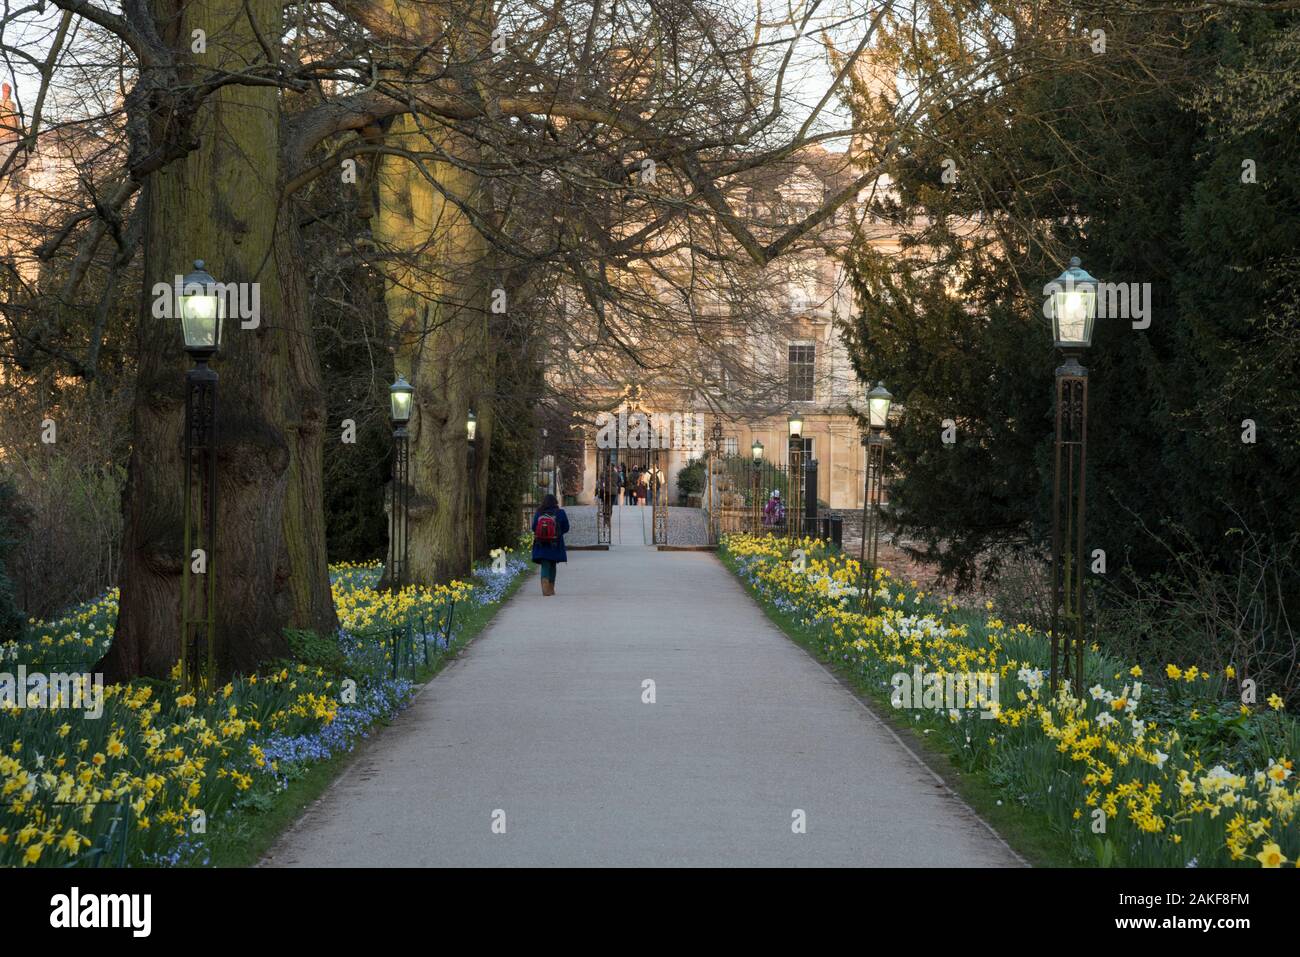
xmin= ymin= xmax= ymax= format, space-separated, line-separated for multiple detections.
xmin=763 ymin=490 xmax=785 ymax=528
xmin=531 ymin=493 xmax=570 ymax=596
xmin=637 ymin=468 xmax=650 ymax=505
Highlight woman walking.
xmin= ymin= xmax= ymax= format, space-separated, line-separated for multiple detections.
xmin=531 ymin=493 xmax=570 ymax=596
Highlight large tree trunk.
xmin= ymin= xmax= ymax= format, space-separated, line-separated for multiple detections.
xmin=373 ymin=113 xmax=493 ymax=585
xmin=370 ymin=4 xmax=498 ymax=585
xmin=277 ymin=205 xmax=339 ymax=636
xmin=104 ymin=0 xmax=333 ymax=680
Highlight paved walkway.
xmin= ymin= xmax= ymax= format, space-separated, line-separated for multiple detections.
xmin=262 ymin=539 xmax=1022 ymax=867
xmin=563 ymin=504 xmax=709 ymax=546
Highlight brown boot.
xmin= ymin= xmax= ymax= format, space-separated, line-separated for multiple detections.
xmin=541 ymin=578 xmax=554 ymax=596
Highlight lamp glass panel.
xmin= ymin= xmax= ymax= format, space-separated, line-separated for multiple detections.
xmin=390 ymin=390 xmax=413 ymax=422
xmin=868 ymin=395 xmax=891 ymax=429
xmin=180 ymin=292 xmax=222 ymax=349
xmin=1053 ymin=288 xmax=1096 ymax=346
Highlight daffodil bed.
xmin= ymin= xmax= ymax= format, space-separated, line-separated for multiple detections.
xmin=0 ymin=555 xmax=529 ymax=867
xmin=721 ymin=533 xmax=1300 ymax=868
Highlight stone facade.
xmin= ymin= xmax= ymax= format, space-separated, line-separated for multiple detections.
xmin=564 ymin=144 xmax=913 ymax=511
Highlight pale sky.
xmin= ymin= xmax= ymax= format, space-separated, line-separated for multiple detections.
xmin=1 ymin=0 xmax=873 ymax=144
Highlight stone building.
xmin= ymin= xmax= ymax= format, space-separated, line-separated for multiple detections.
xmin=0 ymin=83 xmax=107 ymax=288
xmin=563 ymin=143 xmax=907 ymax=513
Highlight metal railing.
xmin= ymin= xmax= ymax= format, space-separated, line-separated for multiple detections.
xmin=349 ymin=600 xmax=458 ymax=681
xmin=712 ymin=456 xmax=795 ymax=537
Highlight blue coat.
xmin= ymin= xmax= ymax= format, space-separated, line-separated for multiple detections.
xmin=531 ymin=508 xmax=570 ymax=563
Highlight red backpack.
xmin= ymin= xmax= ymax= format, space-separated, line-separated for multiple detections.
xmin=535 ymin=513 xmax=558 ymax=544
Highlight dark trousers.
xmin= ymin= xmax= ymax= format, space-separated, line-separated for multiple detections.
xmin=539 ymin=560 xmax=557 ymax=582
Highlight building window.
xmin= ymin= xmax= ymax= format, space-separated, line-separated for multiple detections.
xmin=788 ymin=343 xmax=815 ymax=402
xmin=724 ymin=436 xmax=738 ymax=457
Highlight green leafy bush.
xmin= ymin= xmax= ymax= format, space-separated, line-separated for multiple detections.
xmin=676 ymin=458 xmax=705 ymax=499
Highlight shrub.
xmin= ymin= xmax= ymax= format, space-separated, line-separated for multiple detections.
xmin=0 ymin=472 xmax=27 ymax=641
xmin=283 ymin=627 xmax=347 ymax=674
xmin=1095 ymin=521 xmax=1300 ymax=706
xmin=8 ymin=453 xmax=124 ymax=619
xmin=676 ymin=458 xmax=705 ymax=499
xmin=0 ymin=381 xmax=129 ymax=620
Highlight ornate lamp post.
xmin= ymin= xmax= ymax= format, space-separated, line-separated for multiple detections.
xmin=1047 ymin=256 xmax=1098 ymax=695
xmin=859 ymin=382 xmax=892 ymax=610
xmin=466 ymin=408 xmax=478 ymax=565
xmin=388 ymin=375 xmax=414 ymax=591
xmin=787 ymin=412 xmax=804 ymax=539
xmin=178 ymin=260 xmax=224 ymax=690
xmin=750 ymin=439 xmax=764 ymax=534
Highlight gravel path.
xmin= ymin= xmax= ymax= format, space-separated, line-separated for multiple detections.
xmin=262 ymin=541 xmax=1022 ymax=867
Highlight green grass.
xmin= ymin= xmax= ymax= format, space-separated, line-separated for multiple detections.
xmin=204 ymin=563 xmax=533 ymax=868
xmin=718 ymin=550 xmax=1074 ymax=868
xmin=205 ymin=746 xmax=359 ymax=868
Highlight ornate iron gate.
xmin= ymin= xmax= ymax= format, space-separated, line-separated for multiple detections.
xmin=650 ymin=447 xmax=667 ymax=544
xmin=595 ymin=448 xmax=615 ymax=545
xmin=593 ymin=415 xmax=675 ymax=546
xmin=601 ymin=445 xmax=667 ymax=545
xmin=716 ymin=454 xmax=792 ymax=537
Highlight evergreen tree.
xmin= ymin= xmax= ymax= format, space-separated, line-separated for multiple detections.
xmin=842 ymin=8 xmax=1300 ymax=605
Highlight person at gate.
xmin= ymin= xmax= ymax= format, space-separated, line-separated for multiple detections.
xmin=531 ymin=494 xmax=569 ymax=596
xmin=637 ymin=467 xmax=650 ymax=505
xmin=763 ymin=490 xmax=785 ymax=527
